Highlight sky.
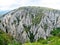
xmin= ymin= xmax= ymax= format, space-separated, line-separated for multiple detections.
xmin=0 ymin=0 xmax=60 ymax=11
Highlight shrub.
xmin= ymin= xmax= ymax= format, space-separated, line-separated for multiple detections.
xmin=50 ymin=28 xmax=60 ymax=36
xmin=0 ymin=29 xmax=21 ymax=45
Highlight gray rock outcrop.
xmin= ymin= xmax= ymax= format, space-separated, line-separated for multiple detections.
xmin=0 ymin=6 xmax=60 ymax=43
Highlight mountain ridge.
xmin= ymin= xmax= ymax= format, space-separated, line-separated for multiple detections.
xmin=0 ymin=6 xmax=60 ymax=43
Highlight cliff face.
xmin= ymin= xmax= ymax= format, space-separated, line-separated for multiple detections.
xmin=0 ymin=7 xmax=60 ymax=43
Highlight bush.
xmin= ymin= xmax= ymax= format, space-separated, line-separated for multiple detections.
xmin=50 ymin=28 xmax=60 ymax=36
xmin=0 ymin=29 xmax=21 ymax=45
xmin=24 ymin=36 xmax=60 ymax=45
xmin=0 ymin=30 xmax=12 ymax=45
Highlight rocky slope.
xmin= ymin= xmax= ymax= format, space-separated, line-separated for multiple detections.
xmin=0 ymin=6 xmax=60 ymax=43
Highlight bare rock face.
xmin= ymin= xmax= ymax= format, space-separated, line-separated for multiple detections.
xmin=0 ymin=7 xmax=60 ymax=43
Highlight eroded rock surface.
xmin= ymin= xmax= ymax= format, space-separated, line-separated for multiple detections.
xmin=0 ymin=7 xmax=60 ymax=43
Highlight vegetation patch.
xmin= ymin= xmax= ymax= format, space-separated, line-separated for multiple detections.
xmin=0 ymin=29 xmax=21 ymax=45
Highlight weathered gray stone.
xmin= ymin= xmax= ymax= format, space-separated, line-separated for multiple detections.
xmin=0 ymin=7 xmax=60 ymax=43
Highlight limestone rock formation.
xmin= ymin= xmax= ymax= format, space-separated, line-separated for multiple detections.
xmin=0 ymin=6 xmax=60 ymax=43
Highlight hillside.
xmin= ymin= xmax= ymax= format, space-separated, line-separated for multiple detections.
xmin=0 ymin=6 xmax=60 ymax=44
